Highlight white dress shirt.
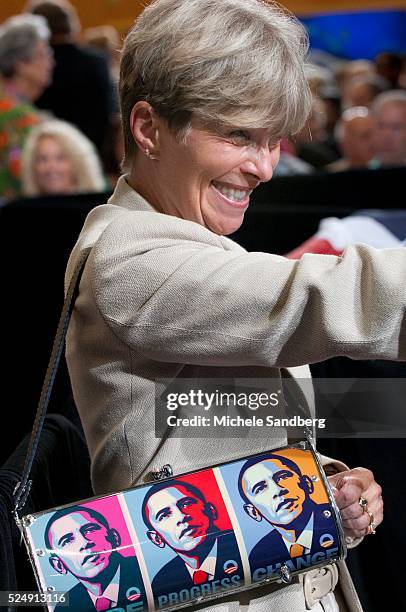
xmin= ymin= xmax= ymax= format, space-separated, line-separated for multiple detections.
xmin=184 ymin=540 xmax=218 ymax=582
xmin=87 ymin=566 xmax=120 ymax=609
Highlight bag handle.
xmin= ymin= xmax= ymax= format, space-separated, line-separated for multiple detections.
xmin=13 ymin=247 xmax=91 ymax=518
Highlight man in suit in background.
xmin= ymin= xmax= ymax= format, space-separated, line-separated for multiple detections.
xmin=238 ymin=454 xmax=338 ymax=571
xmin=142 ymin=480 xmax=243 ymax=603
xmin=45 ymin=505 xmax=146 ymax=611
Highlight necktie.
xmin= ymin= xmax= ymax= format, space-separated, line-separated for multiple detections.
xmin=95 ymin=597 xmax=112 ymax=611
xmin=193 ymin=570 xmax=210 ymax=585
xmin=290 ymin=543 xmax=305 ymax=558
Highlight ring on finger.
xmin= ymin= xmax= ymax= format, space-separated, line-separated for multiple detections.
xmin=358 ymin=497 xmax=368 ymax=510
xmin=367 ymin=510 xmax=374 ymax=525
xmin=368 ymin=522 xmax=377 ymax=535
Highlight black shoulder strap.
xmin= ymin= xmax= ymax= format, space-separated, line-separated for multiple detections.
xmin=13 ymin=247 xmax=91 ymax=517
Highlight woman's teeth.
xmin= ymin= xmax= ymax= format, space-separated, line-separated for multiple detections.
xmin=212 ymin=182 xmax=249 ymax=202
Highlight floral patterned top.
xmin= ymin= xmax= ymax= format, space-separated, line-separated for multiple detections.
xmin=0 ymin=83 xmax=41 ymax=200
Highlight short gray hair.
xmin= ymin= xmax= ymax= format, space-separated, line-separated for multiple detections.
xmin=372 ymin=89 xmax=406 ymax=115
xmin=120 ymin=0 xmax=312 ymax=168
xmin=22 ymin=119 xmax=105 ymax=195
xmin=0 ymin=14 xmax=50 ymax=78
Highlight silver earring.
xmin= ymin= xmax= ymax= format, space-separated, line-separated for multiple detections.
xmin=145 ymin=148 xmax=159 ymax=160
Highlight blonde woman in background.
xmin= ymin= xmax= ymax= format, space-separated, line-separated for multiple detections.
xmin=22 ymin=119 xmax=106 ymax=196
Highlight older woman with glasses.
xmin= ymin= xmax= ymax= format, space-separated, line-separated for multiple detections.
xmin=0 ymin=14 xmax=53 ymax=199
xmin=64 ymin=1 xmax=403 ymax=610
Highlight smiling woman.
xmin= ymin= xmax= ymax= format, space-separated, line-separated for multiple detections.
xmin=21 ymin=119 xmax=105 ymax=196
xmin=63 ymin=0 xmax=400 ymax=611
xmin=119 ymin=0 xmax=310 ymax=235
xmin=130 ymin=119 xmax=282 ymax=235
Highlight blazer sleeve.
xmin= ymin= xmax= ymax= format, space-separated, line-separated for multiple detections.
xmin=90 ymin=216 xmax=406 ymax=368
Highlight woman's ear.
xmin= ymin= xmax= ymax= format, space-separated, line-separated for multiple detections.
xmin=130 ymin=101 xmax=160 ymax=159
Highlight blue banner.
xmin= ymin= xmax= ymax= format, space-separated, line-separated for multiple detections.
xmin=301 ymin=10 xmax=406 ymax=60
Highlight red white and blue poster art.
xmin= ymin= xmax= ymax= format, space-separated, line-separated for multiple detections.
xmin=23 ymin=447 xmax=341 ymax=611
xmin=217 ymin=448 xmax=341 ymax=585
xmin=125 ymin=470 xmax=244 ymax=610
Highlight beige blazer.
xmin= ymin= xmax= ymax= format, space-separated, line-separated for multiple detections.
xmin=65 ymin=176 xmax=405 ymax=611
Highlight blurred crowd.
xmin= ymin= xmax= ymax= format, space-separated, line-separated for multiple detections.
xmin=0 ymin=0 xmax=405 ymax=201
xmin=0 ymin=0 xmax=121 ymax=200
xmin=277 ymin=53 xmax=406 ymax=176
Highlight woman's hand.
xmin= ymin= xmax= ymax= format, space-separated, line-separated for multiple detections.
xmin=327 ymin=467 xmax=383 ymax=538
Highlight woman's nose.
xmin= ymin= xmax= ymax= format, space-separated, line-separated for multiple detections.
xmin=243 ymin=145 xmax=280 ymax=183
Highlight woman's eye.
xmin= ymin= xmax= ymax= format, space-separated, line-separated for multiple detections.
xmin=229 ymin=130 xmax=250 ymax=143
